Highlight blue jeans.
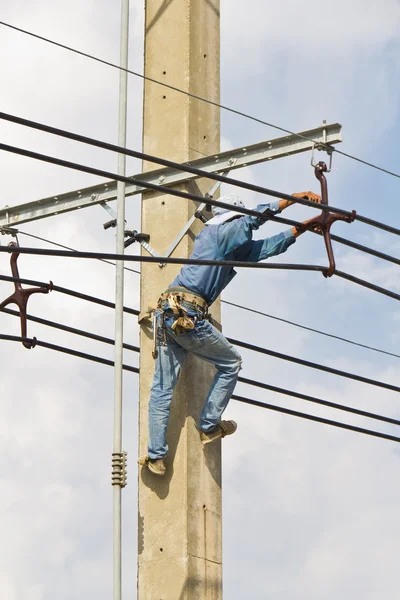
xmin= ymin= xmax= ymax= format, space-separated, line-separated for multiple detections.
xmin=148 ymin=306 xmax=242 ymax=459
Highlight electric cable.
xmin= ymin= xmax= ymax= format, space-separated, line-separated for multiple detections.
xmin=6 ymin=229 xmax=399 ymax=360
xmin=0 ymin=333 xmax=138 ymax=372
xmin=1 ymin=275 xmax=398 ymax=394
xmin=1 ymin=21 xmax=399 ymax=181
xmin=230 ymin=338 xmax=400 ymax=393
xmin=0 ymin=332 xmax=398 ymax=443
xmin=4 ymin=302 xmax=398 ymax=426
xmin=231 ymin=394 xmax=400 ymax=444
xmin=3 ymin=304 xmax=399 ymax=426
xmin=2 ymin=113 xmax=400 ymax=237
xmin=236 ymin=377 xmax=400 ymax=426
xmin=1 ymin=244 xmax=399 ymax=303
xmin=223 ymin=300 xmax=400 ymax=360
xmin=14 ymin=230 xmax=140 ymax=275
xmin=0 ymin=273 xmax=140 ymax=316
xmin=0 ymin=306 xmax=140 ymax=353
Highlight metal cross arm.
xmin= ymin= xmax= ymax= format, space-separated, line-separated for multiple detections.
xmin=303 ymin=161 xmax=356 ymax=277
xmin=0 ymin=241 xmax=53 ymax=348
xmin=0 ymin=123 xmax=342 ymax=228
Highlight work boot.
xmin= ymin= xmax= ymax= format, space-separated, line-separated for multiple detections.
xmin=200 ymin=420 xmax=237 ymax=445
xmin=137 ymin=455 xmax=166 ymax=476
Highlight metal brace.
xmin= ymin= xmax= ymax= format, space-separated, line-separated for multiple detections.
xmin=158 ymin=168 xmax=233 ymax=267
xmin=305 ymin=161 xmax=356 ymax=277
xmin=0 ymin=241 xmax=53 ymax=348
xmin=101 ymin=202 xmax=160 ymax=257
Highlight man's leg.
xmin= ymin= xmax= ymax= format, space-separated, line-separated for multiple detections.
xmin=148 ymin=341 xmax=187 ymax=459
xmin=172 ymin=320 xmax=242 ymax=432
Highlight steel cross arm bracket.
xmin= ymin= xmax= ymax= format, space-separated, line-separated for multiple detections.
xmin=100 ymin=203 xmax=160 ymax=257
xmin=0 ymin=123 xmax=342 ymax=228
xmin=0 ymin=241 xmax=53 ymax=348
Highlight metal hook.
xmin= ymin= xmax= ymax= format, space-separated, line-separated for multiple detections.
xmin=0 ymin=241 xmax=53 ymax=348
xmin=302 ymin=163 xmax=356 ymax=277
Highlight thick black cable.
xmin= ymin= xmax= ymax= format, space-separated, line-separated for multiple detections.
xmin=0 ymin=334 xmax=138 ymax=372
xmin=2 ymin=113 xmax=400 ymax=238
xmin=3 ymin=302 xmax=399 ymax=426
xmin=1 ymin=21 xmax=399 ymax=181
xmin=16 ymin=230 xmax=141 ymax=275
xmin=237 ymin=377 xmax=400 ymax=426
xmin=223 ymin=301 xmax=400 ymax=360
xmin=0 ymin=273 xmax=139 ymax=316
xmin=0 ymin=333 xmax=398 ymax=443
xmin=6 ymin=228 xmax=399 ymax=359
xmin=231 ymin=395 xmax=400 ymax=443
xmin=1 ymin=244 xmax=399 ymax=303
xmin=0 ymin=306 xmax=140 ymax=353
xmin=230 ymin=338 xmax=400 ymax=393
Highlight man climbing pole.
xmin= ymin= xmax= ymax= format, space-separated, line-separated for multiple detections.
xmin=138 ymin=191 xmax=321 ymax=476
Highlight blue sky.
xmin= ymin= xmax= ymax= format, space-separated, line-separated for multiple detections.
xmin=0 ymin=1 xmax=400 ymax=599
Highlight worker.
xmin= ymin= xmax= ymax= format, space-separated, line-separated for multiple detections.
xmin=138 ymin=191 xmax=321 ymax=476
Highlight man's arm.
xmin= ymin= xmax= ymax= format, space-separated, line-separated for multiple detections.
xmin=278 ymin=191 xmax=321 ymax=212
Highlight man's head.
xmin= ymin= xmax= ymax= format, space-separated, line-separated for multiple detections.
xmin=205 ymin=195 xmax=246 ymax=226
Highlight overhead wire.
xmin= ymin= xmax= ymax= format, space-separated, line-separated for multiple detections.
xmin=0 ymin=333 xmax=138 ymax=373
xmin=2 ymin=112 xmax=400 ymax=237
xmin=3 ymin=303 xmax=399 ymax=427
xmin=1 ymin=243 xmax=399 ymax=302
xmin=1 ymin=271 xmax=398 ymax=393
xmin=231 ymin=394 xmax=400 ymax=444
xmin=14 ymin=230 xmax=140 ymax=275
xmin=0 ymin=273 xmax=139 ymax=315
xmin=223 ymin=300 xmax=400 ymax=360
xmin=7 ymin=228 xmax=399 ymax=360
xmin=1 ymin=20 xmax=400 ymax=181
xmin=1 ymin=332 xmax=399 ymax=444
xmin=230 ymin=338 xmax=400 ymax=393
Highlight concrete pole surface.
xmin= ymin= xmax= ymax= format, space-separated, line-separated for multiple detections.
xmin=138 ymin=1 xmax=221 ymax=599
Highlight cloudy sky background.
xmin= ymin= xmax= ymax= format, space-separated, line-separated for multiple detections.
xmin=1 ymin=1 xmax=400 ymax=598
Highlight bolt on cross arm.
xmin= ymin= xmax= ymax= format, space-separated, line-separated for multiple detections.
xmin=0 ymin=242 xmax=53 ymax=348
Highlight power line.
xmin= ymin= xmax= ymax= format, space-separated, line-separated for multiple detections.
xmin=2 ymin=112 xmax=400 ymax=237
xmin=1 ymin=244 xmax=399 ymax=303
xmin=230 ymin=338 xmax=400 ymax=393
xmin=223 ymin=300 xmax=400 ymax=360
xmin=0 ymin=333 xmax=138 ymax=372
xmin=16 ymin=230 xmax=140 ymax=275
xmin=237 ymin=377 xmax=400 ymax=426
xmin=2 ymin=293 xmax=399 ymax=405
xmin=231 ymin=395 xmax=400 ymax=444
xmin=0 ymin=306 xmax=140 ymax=353
xmin=4 ymin=304 xmax=399 ymax=426
xmin=0 ymin=273 xmax=139 ymax=315
xmin=0 ymin=331 xmax=397 ymax=443
xmin=1 ymin=20 xmax=399 ymax=181
xmin=6 ymin=228 xmax=399 ymax=360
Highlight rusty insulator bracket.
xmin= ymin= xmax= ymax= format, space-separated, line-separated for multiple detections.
xmin=0 ymin=242 xmax=53 ymax=349
xmin=310 ymin=161 xmax=356 ymax=278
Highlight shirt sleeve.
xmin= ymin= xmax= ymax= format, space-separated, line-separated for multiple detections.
xmin=216 ymin=201 xmax=282 ymax=256
xmin=234 ymin=229 xmax=296 ymax=262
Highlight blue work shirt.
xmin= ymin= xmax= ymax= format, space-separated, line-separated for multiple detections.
xmin=170 ymin=202 xmax=296 ymax=306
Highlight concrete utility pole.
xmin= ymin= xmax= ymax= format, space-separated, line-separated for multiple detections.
xmin=138 ymin=1 xmax=222 ymax=598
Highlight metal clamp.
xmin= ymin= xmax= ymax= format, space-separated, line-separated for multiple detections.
xmin=311 ymin=144 xmax=334 ymax=172
xmin=111 ymin=451 xmax=128 ymax=488
xmin=0 ymin=241 xmax=53 ymax=348
xmin=305 ymin=161 xmax=356 ymax=277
